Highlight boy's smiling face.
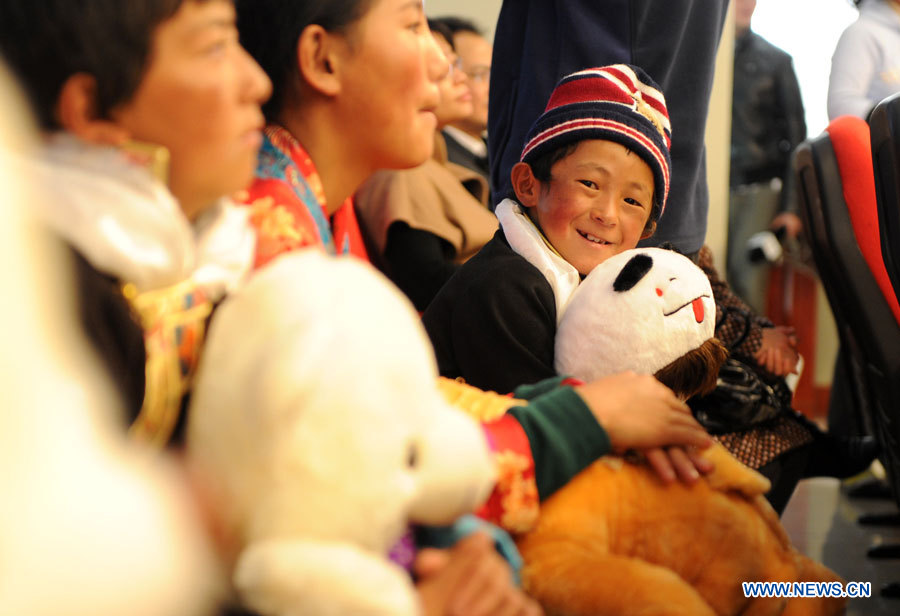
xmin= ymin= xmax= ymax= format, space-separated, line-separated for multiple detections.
xmin=515 ymin=139 xmax=656 ymax=276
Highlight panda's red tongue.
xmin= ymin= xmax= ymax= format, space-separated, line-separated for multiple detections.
xmin=692 ymin=297 xmax=704 ymax=323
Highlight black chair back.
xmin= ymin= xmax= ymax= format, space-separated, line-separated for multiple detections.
xmin=869 ymin=92 xmax=900 ymax=304
xmin=794 ymin=117 xmax=900 ymax=504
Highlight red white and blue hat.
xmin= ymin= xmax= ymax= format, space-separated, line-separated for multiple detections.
xmin=519 ymin=64 xmax=672 ymax=216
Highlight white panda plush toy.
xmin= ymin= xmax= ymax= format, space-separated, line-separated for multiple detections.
xmin=555 ymin=247 xmax=716 ymax=384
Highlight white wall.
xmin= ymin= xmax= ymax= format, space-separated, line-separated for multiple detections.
xmin=425 ymin=0 xmax=503 ymax=37
xmin=705 ymin=2 xmax=735 ymax=275
xmin=752 ymin=0 xmax=857 ymax=137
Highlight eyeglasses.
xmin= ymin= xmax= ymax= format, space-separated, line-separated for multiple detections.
xmin=465 ymin=64 xmax=491 ymax=83
xmin=447 ymin=56 xmax=465 ymax=80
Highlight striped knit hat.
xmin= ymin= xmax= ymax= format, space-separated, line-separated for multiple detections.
xmin=520 ymin=65 xmax=672 ymax=216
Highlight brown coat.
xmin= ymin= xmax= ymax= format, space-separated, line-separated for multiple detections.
xmin=355 ymin=134 xmax=498 ymax=263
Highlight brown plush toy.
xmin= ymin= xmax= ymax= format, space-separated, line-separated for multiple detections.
xmin=518 ymin=445 xmax=844 ymax=616
xmin=445 ymin=248 xmax=846 ymax=616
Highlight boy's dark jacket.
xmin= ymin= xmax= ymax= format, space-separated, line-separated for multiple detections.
xmin=423 ymin=229 xmax=558 ymax=394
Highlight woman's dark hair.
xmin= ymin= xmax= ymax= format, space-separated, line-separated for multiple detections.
xmin=236 ymin=0 xmax=375 ymax=120
xmin=429 ymin=16 xmax=482 ymax=37
xmin=427 ymin=19 xmax=454 ymax=50
xmin=0 ymin=0 xmax=204 ymax=129
xmin=524 ymin=141 xmax=662 ymax=227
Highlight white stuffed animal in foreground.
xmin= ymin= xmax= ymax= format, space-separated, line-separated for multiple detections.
xmin=0 ymin=66 xmax=219 ymax=616
xmin=187 ymin=252 xmax=496 ymax=616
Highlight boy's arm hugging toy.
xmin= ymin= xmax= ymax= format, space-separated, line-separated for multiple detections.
xmin=186 ymin=252 xmax=499 ymax=616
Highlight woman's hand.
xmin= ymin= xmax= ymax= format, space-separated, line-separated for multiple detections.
xmin=754 ymin=326 xmax=799 ymax=376
xmin=415 ymin=532 xmax=542 ymax=616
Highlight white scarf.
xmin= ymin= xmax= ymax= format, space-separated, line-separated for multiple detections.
xmin=31 ymin=135 xmax=255 ymax=299
xmin=495 ymin=198 xmax=581 ymax=323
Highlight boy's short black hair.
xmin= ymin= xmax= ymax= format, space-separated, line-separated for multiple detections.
xmin=429 ymin=16 xmax=483 ymax=37
xmin=528 ymin=142 xmax=579 ymax=184
xmin=236 ymin=0 xmax=375 ymax=121
xmin=523 ymin=141 xmax=662 ymax=229
xmin=0 ymin=0 xmax=215 ymax=130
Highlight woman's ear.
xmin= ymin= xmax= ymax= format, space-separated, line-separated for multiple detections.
xmin=296 ymin=24 xmax=343 ymax=97
xmin=56 ymin=73 xmax=129 ymax=146
xmin=510 ymin=161 xmax=541 ymax=208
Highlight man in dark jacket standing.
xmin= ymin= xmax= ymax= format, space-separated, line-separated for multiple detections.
xmin=487 ymin=0 xmax=731 ymax=257
xmin=728 ymin=0 xmax=806 ymax=311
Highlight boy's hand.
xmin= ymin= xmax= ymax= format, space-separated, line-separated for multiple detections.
xmin=414 ymin=532 xmax=543 ymax=616
xmin=644 ymin=446 xmax=714 ymax=485
xmin=575 ymin=372 xmax=712 ymax=454
xmin=754 ymin=326 xmax=799 ymax=376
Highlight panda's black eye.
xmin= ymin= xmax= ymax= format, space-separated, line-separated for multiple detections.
xmin=613 ymin=254 xmax=654 ymax=292
xmin=406 ymin=442 xmax=419 ymax=469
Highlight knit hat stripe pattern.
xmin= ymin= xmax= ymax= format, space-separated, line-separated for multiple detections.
xmin=520 ymin=64 xmax=672 ymax=215
xmin=543 ymin=76 xmax=635 ymax=112
xmin=573 ymin=65 xmax=671 ymax=146
xmin=523 ymin=115 xmax=670 ymax=202
xmin=602 ymin=65 xmax=671 ymax=143
xmin=531 ymin=66 xmax=671 ymax=147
